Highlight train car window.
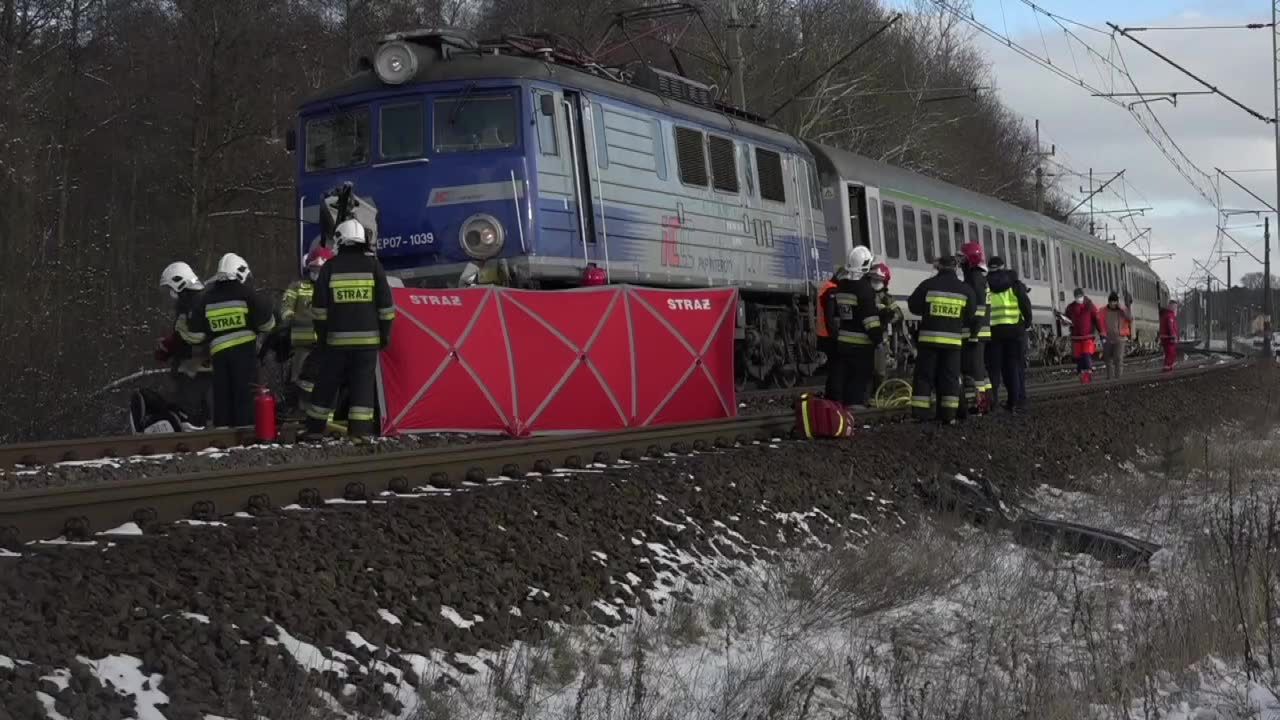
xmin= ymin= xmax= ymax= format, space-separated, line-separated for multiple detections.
xmin=1070 ymin=251 xmax=1078 ymax=287
xmin=674 ymin=127 xmax=708 ymax=187
xmin=380 ymin=102 xmax=424 ymax=160
xmin=532 ymin=92 xmax=557 ymax=157
xmin=1019 ymin=236 xmax=1030 ymax=278
xmin=920 ymin=210 xmax=936 ymax=262
xmin=1031 ymin=240 xmax=1041 ymax=280
xmin=1055 ymin=246 xmax=1063 ymax=286
xmin=1006 ymin=232 xmax=1016 ymax=272
xmin=305 ymin=107 xmax=370 ymax=171
xmin=996 ymin=230 xmax=1007 ymax=262
xmin=708 ymin=135 xmax=739 ymax=193
xmin=882 ymin=201 xmax=900 ymax=259
xmin=982 ymin=226 xmax=993 ymax=259
xmin=968 ymin=222 xmax=979 ymax=251
xmin=938 ymin=214 xmax=952 ymax=258
xmin=902 ymin=206 xmax=919 ymax=262
xmin=1040 ymin=242 xmax=1049 ymax=284
xmin=433 ymin=93 xmax=518 ymax=153
xmin=756 ymin=148 xmax=787 ymax=202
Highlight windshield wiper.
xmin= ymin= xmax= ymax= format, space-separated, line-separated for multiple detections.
xmin=448 ymin=82 xmax=477 ymax=127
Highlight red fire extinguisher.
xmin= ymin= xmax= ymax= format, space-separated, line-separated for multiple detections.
xmin=254 ymin=385 xmax=278 ymax=443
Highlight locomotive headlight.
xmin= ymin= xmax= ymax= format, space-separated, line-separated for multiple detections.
xmin=375 ymin=41 xmax=418 ymax=85
xmin=459 ymin=214 xmax=505 ymax=260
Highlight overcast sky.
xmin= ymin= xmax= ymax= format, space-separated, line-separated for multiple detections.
xmin=889 ymin=0 xmax=1276 ymax=294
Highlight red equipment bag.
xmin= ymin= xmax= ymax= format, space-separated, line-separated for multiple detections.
xmin=795 ymin=393 xmax=856 ymax=439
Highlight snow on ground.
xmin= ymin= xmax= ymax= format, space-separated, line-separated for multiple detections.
xmin=78 ymin=655 xmax=169 ymax=720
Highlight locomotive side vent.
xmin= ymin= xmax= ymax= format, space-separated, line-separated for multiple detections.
xmin=631 ymin=65 xmax=713 ymax=107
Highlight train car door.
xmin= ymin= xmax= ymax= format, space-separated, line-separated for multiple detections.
xmin=843 ymin=183 xmax=880 ymax=261
xmin=561 ymin=90 xmax=598 ymax=253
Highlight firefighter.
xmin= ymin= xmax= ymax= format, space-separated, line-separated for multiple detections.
xmin=280 ymin=246 xmax=335 ymax=413
xmin=1056 ymin=288 xmax=1102 ymax=384
xmin=1098 ymin=290 xmax=1133 ymax=379
xmin=304 ymin=219 xmax=395 ymax=441
xmin=827 ymin=246 xmax=881 ymax=409
xmin=159 ymin=261 xmax=212 ymax=426
xmin=1160 ymin=299 xmax=1180 ymax=372
xmin=184 ymin=254 xmax=276 ymax=427
xmin=958 ymin=242 xmax=992 ymax=417
xmin=986 ymin=256 xmax=1033 ymax=412
xmin=907 ymin=254 xmax=976 ymax=423
xmin=869 ymin=262 xmax=903 ymax=394
xmin=817 ymin=266 xmax=845 ymax=400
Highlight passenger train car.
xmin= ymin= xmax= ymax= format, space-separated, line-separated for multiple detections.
xmin=810 ymin=145 xmax=1168 ymax=353
xmin=291 ymin=29 xmax=1166 ymax=383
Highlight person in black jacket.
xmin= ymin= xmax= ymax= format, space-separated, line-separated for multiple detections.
xmin=907 ymin=254 xmax=976 ymax=423
xmin=985 ymin=256 xmax=1033 ymax=412
xmin=184 ymin=253 xmax=276 ymax=427
xmin=827 ymin=247 xmax=883 ymax=409
xmin=303 ymin=219 xmax=395 ymax=440
xmin=160 ymin=261 xmax=213 ymax=426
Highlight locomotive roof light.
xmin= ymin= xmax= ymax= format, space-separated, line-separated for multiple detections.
xmin=460 ymin=214 xmax=505 ymax=260
xmin=375 ymin=41 xmax=418 ymax=85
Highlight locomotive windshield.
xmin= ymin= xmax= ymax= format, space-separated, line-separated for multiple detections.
xmin=433 ymin=93 xmax=517 ymax=152
xmin=305 ymin=108 xmax=370 ymax=171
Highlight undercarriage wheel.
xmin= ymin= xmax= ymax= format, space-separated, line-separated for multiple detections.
xmin=771 ymin=360 xmax=798 ymax=388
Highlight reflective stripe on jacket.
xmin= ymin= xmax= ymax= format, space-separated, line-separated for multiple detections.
xmin=281 ymin=280 xmax=318 ymax=345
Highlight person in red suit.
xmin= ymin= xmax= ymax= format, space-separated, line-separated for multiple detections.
xmin=1159 ymin=299 xmax=1181 ymax=372
xmin=1056 ymin=288 xmax=1102 ymax=384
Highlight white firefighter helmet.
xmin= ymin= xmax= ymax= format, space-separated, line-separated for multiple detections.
xmin=335 ymin=219 xmax=367 ymax=246
xmin=847 ymin=246 xmax=875 ymax=280
xmin=159 ymin=261 xmax=203 ymax=295
xmin=216 ymin=253 xmax=251 ymax=283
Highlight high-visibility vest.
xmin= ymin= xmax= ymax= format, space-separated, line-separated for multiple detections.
xmin=990 ymin=288 xmax=1022 ymax=326
xmin=817 ymin=281 xmax=838 ymax=338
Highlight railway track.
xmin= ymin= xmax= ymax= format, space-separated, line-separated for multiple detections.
xmin=0 ymin=349 xmax=1184 ymax=470
xmin=0 ymin=355 xmax=1246 ymax=544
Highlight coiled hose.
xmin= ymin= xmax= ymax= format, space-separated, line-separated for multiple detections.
xmin=874 ymin=378 xmax=913 ymax=409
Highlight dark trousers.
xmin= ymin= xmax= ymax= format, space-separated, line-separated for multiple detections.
xmin=960 ymin=340 xmax=989 ymax=411
xmin=211 ymin=346 xmax=258 ymax=427
xmin=827 ymin=345 xmax=875 ymax=407
xmin=174 ymin=372 xmax=212 ymax=427
xmin=987 ymin=335 xmax=1027 ymax=409
xmin=911 ymin=344 xmax=962 ymax=422
xmin=306 ymin=349 xmax=379 ymax=437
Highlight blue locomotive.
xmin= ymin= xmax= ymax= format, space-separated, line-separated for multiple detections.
xmin=292 ymin=30 xmax=830 ymax=387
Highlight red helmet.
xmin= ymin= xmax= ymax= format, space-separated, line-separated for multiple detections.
xmin=960 ymin=241 xmax=986 ymax=270
xmin=305 ymin=246 xmax=335 ymax=272
xmin=869 ymin=262 xmax=891 ymax=287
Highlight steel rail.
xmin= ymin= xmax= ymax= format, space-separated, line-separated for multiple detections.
xmin=0 ymin=356 xmax=1247 ymax=544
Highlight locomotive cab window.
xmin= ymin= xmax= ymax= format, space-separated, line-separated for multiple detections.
xmin=902 ymin=206 xmax=919 ymax=262
xmin=380 ymin=102 xmax=424 ymax=161
xmin=533 ymin=90 xmax=558 ymax=156
xmin=756 ymin=148 xmax=787 ymax=203
xmin=306 ymin=107 xmax=370 ymax=171
xmin=920 ymin=210 xmax=936 ymax=262
xmin=938 ymin=214 xmax=952 ymax=258
xmin=433 ymin=92 xmax=518 ymax=153
xmin=708 ymin=135 xmax=739 ymax=193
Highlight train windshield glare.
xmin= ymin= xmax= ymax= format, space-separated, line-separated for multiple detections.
xmin=433 ymin=93 xmax=517 ymax=153
xmin=305 ymin=108 xmax=370 ymax=171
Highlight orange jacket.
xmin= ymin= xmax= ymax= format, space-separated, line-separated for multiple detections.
xmin=817 ymin=280 xmax=838 ymax=338
xmin=1095 ymin=304 xmax=1132 ymax=339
